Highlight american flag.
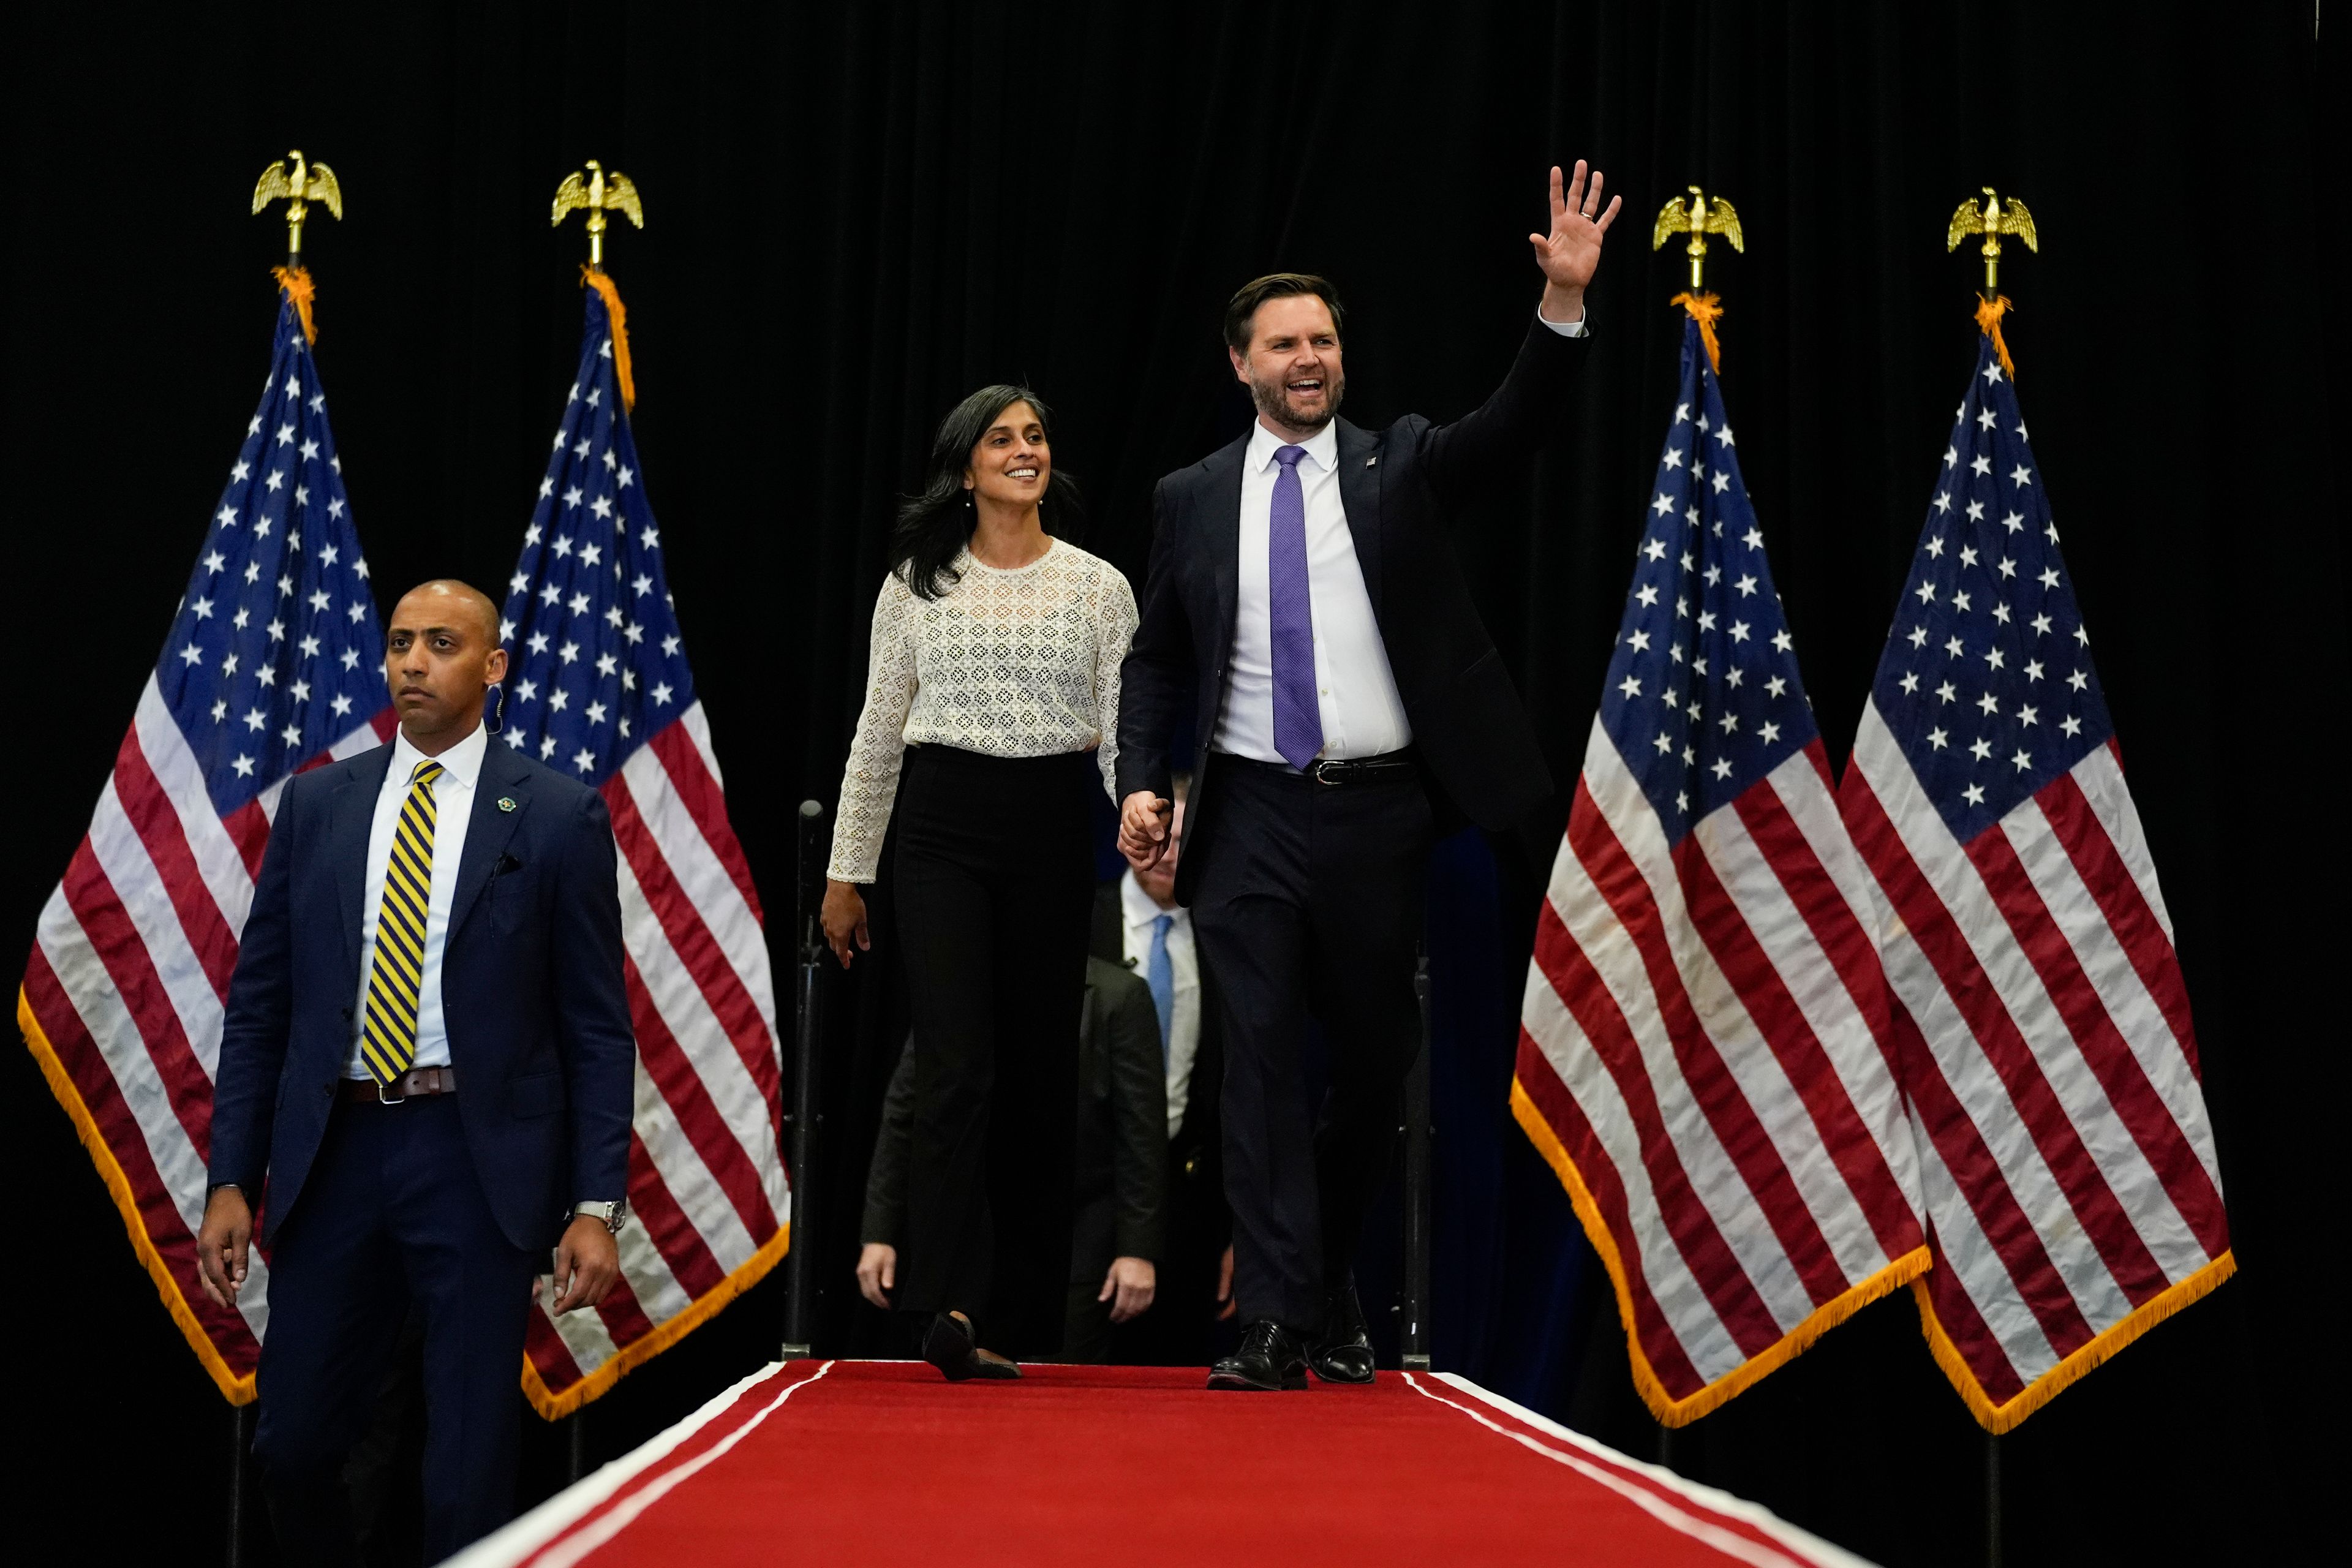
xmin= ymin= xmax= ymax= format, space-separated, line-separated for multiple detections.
xmin=18 ymin=282 xmax=393 ymax=1401
xmin=1513 ymin=314 xmax=1929 ymax=1425
xmin=1836 ymin=328 xmax=2231 ymax=1431
xmin=496 ymin=277 xmax=788 ymax=1417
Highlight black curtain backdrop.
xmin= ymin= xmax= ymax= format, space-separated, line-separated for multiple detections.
xmin=2 ymin=4 xmax=2331 ymax=1564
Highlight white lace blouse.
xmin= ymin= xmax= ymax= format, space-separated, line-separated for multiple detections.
xmin=826 ymin=540 xmax=1139 ymax=883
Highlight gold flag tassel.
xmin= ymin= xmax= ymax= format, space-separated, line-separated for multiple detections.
xmin=1653 ymin=187 xmax=1742 ymax=374
xmin=253 ymin=148 xmax=342 ymax=345
xmin=1975 ymin=293 xmax=2018 ymax=382
xmin=553 ymin=160 xmax=647 ymax=412
xmin=271 ymin=265 xmax=318 ymax=347
xmin=1670 ymin=291 xmax=1725 ymax=374
xmin=1948 ymin=187 xmax=2037 ymax=380
xmin=582 ymin=266 xmax=638 ymax=413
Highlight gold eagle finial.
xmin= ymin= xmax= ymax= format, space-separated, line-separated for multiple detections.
xmin=1651 ymin=186 xmax=1744 ymax=292
xmin=1947 ymin=187 xmax=2038 ymax=294
xmin=252 ymin=149 xmax=343 ymax=265
xmin=552 ymin=160 xmax=646 ymax=270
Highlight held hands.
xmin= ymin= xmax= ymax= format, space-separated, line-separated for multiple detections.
xmin=549 ymin=1216 xmax=621 ymax=1314
xmin=1118 ymin=791 xmax=1172 ymax=870
xmin=856 ymin=1242 xmax=897 ymax=1310
xmin=1531 ymin=160 xmax=1622 ymax=321
xmin=195 ymin=1186 xmax=253 ymax=1308
xmin=821 ymin=879 xmax=872 ymax=968
xmin=1101 ymin=1256 xmax=1157 ymax=1323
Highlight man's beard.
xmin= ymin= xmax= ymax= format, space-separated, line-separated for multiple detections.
xmin=1250 ymin=370 xmax=1344 ymax=432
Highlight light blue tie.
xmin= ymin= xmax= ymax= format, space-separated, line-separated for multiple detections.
xmin=1146 ymin=914 xmax=1175 ymax=1070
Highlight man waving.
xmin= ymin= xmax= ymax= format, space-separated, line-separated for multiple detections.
xmin=1117 ymin=162 xmax=1620 ymax=1392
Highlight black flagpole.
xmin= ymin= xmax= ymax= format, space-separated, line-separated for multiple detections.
xmin=782 ymin=799 xmax=827 ymax=1360
xmin=1985 ymin=1431 xmax=2003 ymax=1567
xmin=1400 ymin=946 xmax=1434 ymax=1372
xmin=225 ymin=1400 xmax=252 ymax=1567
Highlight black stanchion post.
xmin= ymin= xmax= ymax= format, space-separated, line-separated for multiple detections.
xmin=226 ymin=1401 xmax=253 ymax=1568
xmin=1985 ymin=1431 xmax=2003 ymax=1568
xmin=781 ymin=799 xmax=827 ymax=1360
xmin=567 ymin=1408 xmax=589 ymax=1484
xmin=1400 ymin=945 xmax=1434 ymax=1373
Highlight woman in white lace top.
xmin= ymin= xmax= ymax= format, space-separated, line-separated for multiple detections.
xmin=820 ymin=385 xmax=1137 ymax=1380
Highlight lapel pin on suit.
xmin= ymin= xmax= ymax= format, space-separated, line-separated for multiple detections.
xmin=497 ymin=797 xmax=517 ymax=813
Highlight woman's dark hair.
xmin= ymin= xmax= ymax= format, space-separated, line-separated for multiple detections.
xmin=890 ymin=383 xmax=1081 ymax=600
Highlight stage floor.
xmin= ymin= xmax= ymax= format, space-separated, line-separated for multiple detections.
xmin=453 ymin=1360 xmax=1868 ymax=1567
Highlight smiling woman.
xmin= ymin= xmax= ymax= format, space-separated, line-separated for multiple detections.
xmin=818 ymin=383 xmax=1139 ymax=1382
xmin=889 ymin=384 xmax=1086 ymax=598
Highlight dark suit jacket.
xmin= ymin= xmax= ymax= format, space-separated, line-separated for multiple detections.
xmin=209 ymin=739 xmax=638 ymax=1253
xmin=1088 ymin=883 xmax=1223 ymax=1197
xmin=1115 ymin=316 xmax=1588 ymax=902
xmin=862 ymin=957 xmax=1166 ymax=1281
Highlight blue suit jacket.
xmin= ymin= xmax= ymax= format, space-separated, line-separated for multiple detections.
xmin=209 ymin=737 xmax=637 ymax=1252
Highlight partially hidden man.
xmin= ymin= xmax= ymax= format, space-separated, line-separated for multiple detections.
xmin=1117 ymin=162 xmax=1621 ymax=1391
xmin=197 ymin=580 xmax=636 ymax=1564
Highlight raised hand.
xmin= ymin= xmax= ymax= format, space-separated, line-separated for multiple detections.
xmin=1531 ymin=160 xmax=1621 ymax=318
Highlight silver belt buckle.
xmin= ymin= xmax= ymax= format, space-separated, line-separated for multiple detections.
xmin=1311 ymin=759 xmax=1339 ymax=786
xmin=377 ymin=1072 xmax=409 ymax=1105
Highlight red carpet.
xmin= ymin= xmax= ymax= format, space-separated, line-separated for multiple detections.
xmin=453 ymin=1361 xmax=1867 ymax=1568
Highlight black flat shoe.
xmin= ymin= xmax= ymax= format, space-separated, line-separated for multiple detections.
xmin=1307 ymin=1281 xmax=1377 ymax=1384
xmin=922 ymin=1310 xmax=1022 ymax=1382
xmin=1208 ymin=1319 xmax=1308 ymax=1391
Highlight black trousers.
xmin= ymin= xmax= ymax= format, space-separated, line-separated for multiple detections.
xmin=1188 ymin=755 xmax=1433 ymax=1330
xmin=894 ymin=744 xmax=1093 ymax=1355
xmin=252 ymin=1094 xmax=541 ymax=1567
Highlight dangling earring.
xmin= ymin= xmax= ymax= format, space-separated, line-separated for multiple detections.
xmin=485 ymin=682 xmax=507 ymax=735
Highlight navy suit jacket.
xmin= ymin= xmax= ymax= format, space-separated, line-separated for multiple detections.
xmin=209 ymin=737 xmax=637 ymax=1253
xmin=1116 ymin=315 xmax=1588 ymax=903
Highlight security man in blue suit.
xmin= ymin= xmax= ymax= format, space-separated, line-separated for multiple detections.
xmin=197 ymin=578 xmax=637 ymax=1564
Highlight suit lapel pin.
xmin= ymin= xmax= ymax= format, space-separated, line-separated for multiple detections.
xmin=1366 ymin=456 xmax=1378 ymax=466
xmin=498 ymin=797 xmax=517 ymax=813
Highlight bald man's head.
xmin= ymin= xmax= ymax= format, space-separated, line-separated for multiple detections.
xmin=385 ymin=579 xmax=508 ymax=753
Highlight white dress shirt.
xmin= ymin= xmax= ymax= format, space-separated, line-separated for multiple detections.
xmin=345 ymin=723 xmax=488 ymax=1079
xmin=1212 ymin=307 xmax=1588 ymax=764
xmin=1120 ymin=869 xmax=1199 ymax=1138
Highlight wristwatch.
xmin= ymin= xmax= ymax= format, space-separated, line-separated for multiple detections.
xmin=575 ymin=1199 xmax=628 ymax=1235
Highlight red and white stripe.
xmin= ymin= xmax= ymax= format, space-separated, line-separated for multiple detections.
xmin=527 ymin=699 xmax=788 ymax=1412
xmin=21 ymin=676 xmax=390 ymax=1396
xmin=1515 ymin=718 xmax=1928 ymax=1422
xmin=1838 ymin=701 xmax=2228 ymax=1426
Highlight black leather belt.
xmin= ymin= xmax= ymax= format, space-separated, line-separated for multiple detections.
xmin=1220 ymin=749 xmax=1419 ymax=786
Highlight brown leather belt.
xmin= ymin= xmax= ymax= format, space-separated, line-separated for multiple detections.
xmin=340 ymin=1066 xmax=458 ymax=1104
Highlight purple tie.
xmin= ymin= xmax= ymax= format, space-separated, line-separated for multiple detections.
xmin=1268 ymin=444 xmax=1324 ymax=770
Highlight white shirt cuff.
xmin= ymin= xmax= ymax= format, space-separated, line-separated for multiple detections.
xmin=1537 ymin=304 xmax=1588 ymax=338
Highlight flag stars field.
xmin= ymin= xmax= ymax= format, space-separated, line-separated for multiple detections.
xmin=157 ymin=325 xmax=385 ymax=812
xmin=1868 ymin=356 xmax=2113 ymax=845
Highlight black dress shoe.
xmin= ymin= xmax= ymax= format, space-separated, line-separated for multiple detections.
xmin=922 ymin=1311 xmax=1022 ymax=1381
xmin=1207 ymin=1319 xmax=1309 ymax=1391
xmin=1307 ymin=1282 xmax=1377 ymax=1384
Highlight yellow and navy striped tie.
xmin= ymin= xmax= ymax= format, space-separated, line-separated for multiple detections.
xmin=361 ymin=758 xmax=446 ymax=1087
